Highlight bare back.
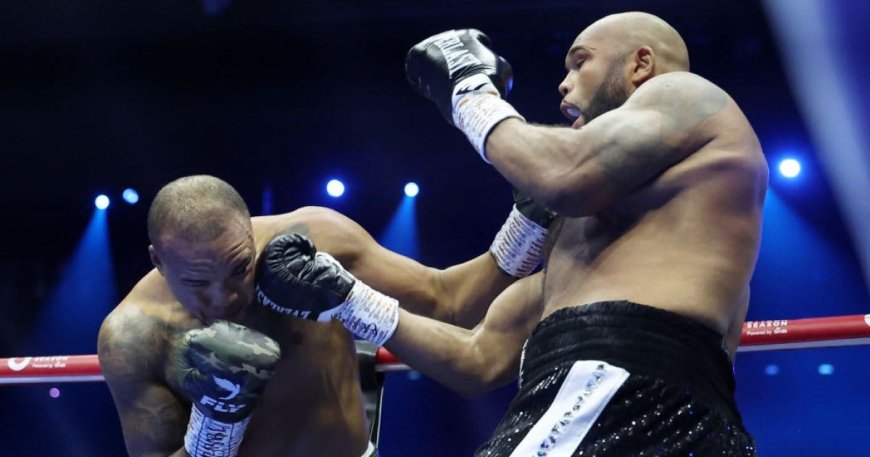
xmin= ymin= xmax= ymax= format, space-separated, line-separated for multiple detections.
xmin=541 ymin=73 xmax=768 ymax=347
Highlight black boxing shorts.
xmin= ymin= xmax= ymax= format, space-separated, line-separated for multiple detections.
xmin=474 ymin=300 xmax=757 ymax=457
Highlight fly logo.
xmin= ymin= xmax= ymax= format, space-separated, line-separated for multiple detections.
xmin=213 ymin=376 xmax=240 ymax=400
xmin=200 ymin=394 xmax=245 ymax=414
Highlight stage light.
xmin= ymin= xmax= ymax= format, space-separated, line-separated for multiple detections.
xmin=122 ymin=188 xmax=139 ymax=205
xmin=778 ymin=158 xmax=801 ymax=178
xmin=404 ymin=182 xmax=419 ymax=198
xmin=818 ymin=363 xmax=834 ymax=375
xmin=764 ymin=364 xmax=780 ymax=376
xmin=326 ymin=179 xmax=345 ymax=198
xmin=94 ymin=195 xmax=110 ymax=210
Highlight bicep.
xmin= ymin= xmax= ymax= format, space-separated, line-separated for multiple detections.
xmin=467 ymin=272 xmax=544 ymax=386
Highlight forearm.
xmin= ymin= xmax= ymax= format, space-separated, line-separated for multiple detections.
xmin=486 ymin=119 xmax=600 ymax=216
xmin=435 ymin=252 xmax=514 ymax=328
xmin=387 ymin=309 xmax=503 ymax=397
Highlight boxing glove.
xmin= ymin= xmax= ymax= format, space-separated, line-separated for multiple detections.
xmin=256 ymin=233 xmax=399 ymax=347
xmin=172 ymin=320 xmax=281 ymax=457
xmin=406 ymin=29 xmax=525 ymax=160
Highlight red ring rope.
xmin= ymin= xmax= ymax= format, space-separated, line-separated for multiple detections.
xmin=1 ymin=314 xmax=868 ymax=385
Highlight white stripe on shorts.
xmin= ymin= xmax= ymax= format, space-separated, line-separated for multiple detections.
xmin=361 ymin=440 xmax=377 ymax=457
xmin=508 ymin=360 xmax=629 ymax=457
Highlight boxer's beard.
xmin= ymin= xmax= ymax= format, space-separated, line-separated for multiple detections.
xmin=582 ymin=59 xmax=630 ymax=122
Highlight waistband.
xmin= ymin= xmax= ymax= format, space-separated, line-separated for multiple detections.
xmin=521 ymin=300 xmax=741 ymax=423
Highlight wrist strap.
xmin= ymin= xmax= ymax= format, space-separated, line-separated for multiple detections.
xmin=337 ymin=281 xmax=400 ymax=347
xmin=185 ymin=405 xmax=250 ymax=457
xmin=452 ymin=74 xmax=524 ymax=162
xmin=490 ymin=205 xmax=550 ymax=277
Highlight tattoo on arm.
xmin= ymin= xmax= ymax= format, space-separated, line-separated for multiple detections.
xmin=595 ymin=123 xmax=678 ymax=192
xmin=99 ymin=313 xmax=187 ymax=454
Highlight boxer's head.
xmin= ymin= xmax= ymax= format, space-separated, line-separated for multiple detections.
xmin=148 ymin=175 xmax=256 ymax=323
xmin=558 ymin=12 xmax=689 ymax=125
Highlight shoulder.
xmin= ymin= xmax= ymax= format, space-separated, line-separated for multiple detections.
xmin=634 ymin=72 xmax=726 ymax=99
xmin=253 ymin=206 xmax=355 ymax=238
xmin=628 ymin=72 xmax=730 ymax=115
xmin=252 ymin=206 xmax=376 ymax=262
xmin=98 ymin=298 xmax=170 ymax=384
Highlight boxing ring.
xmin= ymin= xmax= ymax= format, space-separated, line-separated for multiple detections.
xmin=2 ymin=314 xmax=869 ymax=385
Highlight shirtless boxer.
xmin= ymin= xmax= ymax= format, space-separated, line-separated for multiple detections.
xmin=261 ymin=12 xmax=768 ymax=456
xmin=97 ymin=174 xmax=553 ymax=457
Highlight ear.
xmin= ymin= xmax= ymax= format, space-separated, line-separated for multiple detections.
xmin=630 ymin=46 xmax=656 ymax=85
xmin=148 ymin=245 xmax=165 ymax=275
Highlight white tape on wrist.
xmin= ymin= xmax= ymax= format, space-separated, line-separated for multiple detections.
xmin=490 ymin=205 xmax=550 ymax=277
xmin=337 ymin=280 xmax=400 ymax=347
xmin=452 ymin=73 xmax=524 ymax=162
xmin=184 ymin=405 xmax=250 ymax=457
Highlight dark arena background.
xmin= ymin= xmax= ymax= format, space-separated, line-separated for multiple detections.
xmin=2 ymin=0 xmax=869 ymax=455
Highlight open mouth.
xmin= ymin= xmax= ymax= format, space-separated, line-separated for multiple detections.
xmin=560 ymin=102 xmax=585 ymax=128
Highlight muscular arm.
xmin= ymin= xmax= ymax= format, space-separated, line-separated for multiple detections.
xmin=98 ymin=310 xmax=188 ymax=457
xmin=386 ymin=272 xmax=544 ymax=397
xmin=486 ymin=72 xmax=729 ymax=217
xmin=257 ymin=208 xmax=514 ymax=328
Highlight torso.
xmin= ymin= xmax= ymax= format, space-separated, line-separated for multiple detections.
xmin=542 ymin=89 xmax=767 ymax=346
xmin=111 ymin=212 xmax=370 ymax=457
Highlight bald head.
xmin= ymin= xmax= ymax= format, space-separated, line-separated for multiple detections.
xmin=581 ymin=12 xmax=689 ymax=73
xmin=147 ymin=175 xmax=251 ymax=248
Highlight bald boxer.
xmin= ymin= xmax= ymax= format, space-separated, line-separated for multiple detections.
xmin=266 ymin=12 xmax=766 ymax=456
xmin=98 ymin=174 xmax=553 ymax=457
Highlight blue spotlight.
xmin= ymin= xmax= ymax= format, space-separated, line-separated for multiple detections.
xmin=404 ymin=182 xmax=419 ymax=198
xmin=764 ymin=364 xmax=780 ymax=376
xmin=94 ymin=194 xmax=110 ymax=210
xmin=818 ymin=363 xmax=834 ymax=375
xmin=778 ymin=158 xmax=801 ymax=178
xmin=326 ymin=179 xmax=345 ymax=198
xmin=379 ymin=190 xmax=419 ymax=259
xmin=122 ymin=188 xmax=139 ymax=205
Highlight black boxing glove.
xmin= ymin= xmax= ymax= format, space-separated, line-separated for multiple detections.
xmin=256 ymin=233 xmax=399 ymax=346
xmin=406 ymin=29 xmax=525 ymax=161
xmin=172 ymin=320 xmax=281 ymax=457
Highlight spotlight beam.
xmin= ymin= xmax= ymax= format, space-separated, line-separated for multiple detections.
xmin=764 ymin=0 xmax=870 ymax=294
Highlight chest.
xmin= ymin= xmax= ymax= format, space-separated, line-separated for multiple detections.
xmin=545 ymin=213 xmax=629 ymax=268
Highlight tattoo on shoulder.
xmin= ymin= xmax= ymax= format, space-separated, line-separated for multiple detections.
xmin=99 ymin=310 xmax=166 ymax=380
xmin=662 ymin=77 xmax=729 ymax=126
xmin=281 ymin=223 xmax=311 ymax=238
xmin=594 ymin=77 xmax=729 ymax=191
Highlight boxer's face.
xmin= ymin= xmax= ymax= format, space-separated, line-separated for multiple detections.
xmin=150 ymin=216 xmax=256 ymax=323
xmin=558 ymin=28 xmax=631 ymax=127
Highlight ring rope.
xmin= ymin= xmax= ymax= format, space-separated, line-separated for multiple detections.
xmin=1 ymin=314 xmax=868 ymax=385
